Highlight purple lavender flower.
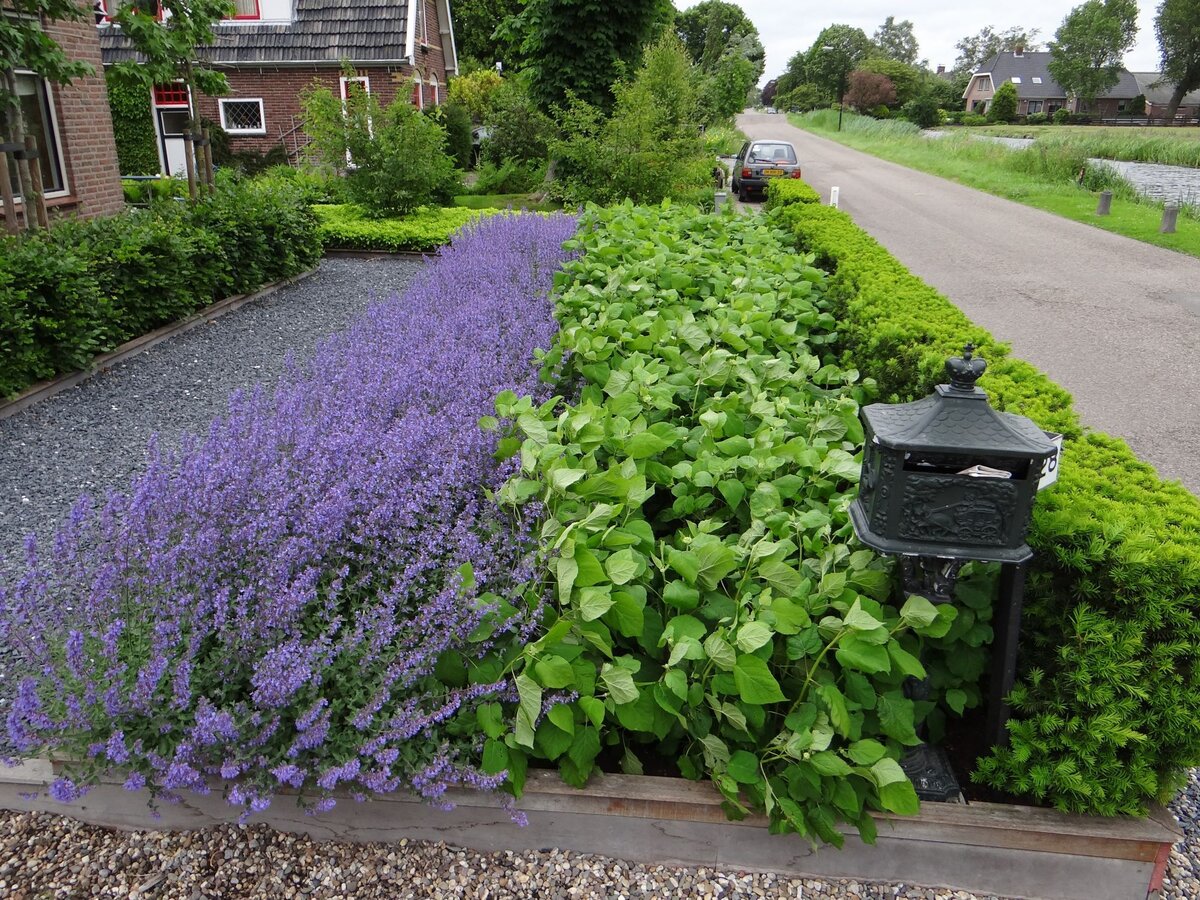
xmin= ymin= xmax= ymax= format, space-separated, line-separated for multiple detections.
xmin=1 ymin=213 xmax=578 ymax=817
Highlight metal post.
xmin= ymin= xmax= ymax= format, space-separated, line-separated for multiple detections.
xmin=1096 ymin=190 xmax=1113 ymax=216
xmin=987 ymin=561 xmax=1028 ymax=748
xmin=1161 ymin=202 xmax=1179 ymax=234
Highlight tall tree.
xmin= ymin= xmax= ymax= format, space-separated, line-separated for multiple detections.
xmin=953 ymin=26 xmax=1042 ymax=76
xmin=676 ymin=0 xmax=762 ymax=76
xmin=1156 ymin=0 xmax=1200 ymax=119
xmin=873 ymin=16 xmax=919 ymax=65
xmin=1 ymin=0 xmax=93 ymax=222
xmin=451 ymin=0 xmax=524 ymax=67
xmin=514 ymin=0 xmax=675 ymax=112
xmin=1048 ymin=0 xmax=1138 ymax=108
xmin=804 ymin=24 xmax=875 ymax=101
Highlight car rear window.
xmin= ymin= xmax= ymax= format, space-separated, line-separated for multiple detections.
xmin=748 ymin=143 xmax=797 ymax=163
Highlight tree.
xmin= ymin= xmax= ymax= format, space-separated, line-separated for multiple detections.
xmin=1048 ymin=0 xmax=1138 ymax=108
xmin=804 ymin=24 xmax=876 ymax=100
xmin=1 ymin=0 xmax=94 ymax=224
xmin=447 ymin=67 xmax=505 ymax=122
xmin=676 ymin=1 xmax=760 ymax=68
xmin=988 ymin=80 xmax=1019 ymax=121
xmin=699 ymin=49 xmax=756 ymax=122
xmin=1156 ymin=0 xmax=1200 ymax=119
xmin=858 ymin=56 xmax=922 ymax=105
xmin=873 ymin=16 xmax=919 ymax=65
xmin=953 ymin=26 xmax=1042 ymax=76
xmin=513 ymin=0 xmax=675 ymax=112
xmin=845 ymin=71 xmax=897 ymax=111
xmin=451 ymin=0 xmax=524 ymax=66
xmin=761 ymin=79 xmax=778 ymax=105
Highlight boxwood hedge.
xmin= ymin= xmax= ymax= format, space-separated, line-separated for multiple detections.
xmin=313 ymin=204 xmax=498 ymax=252
xmin=770 ymin=193 xmax=1200 ymax=816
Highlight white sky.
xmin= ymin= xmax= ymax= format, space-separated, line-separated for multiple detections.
xmin=675 ymin=0 xmax=1165 ymax=82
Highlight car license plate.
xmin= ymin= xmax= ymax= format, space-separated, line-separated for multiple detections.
xmin=762 ymin=168 xmax=785 ymax=176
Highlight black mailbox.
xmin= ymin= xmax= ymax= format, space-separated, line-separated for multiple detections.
xmin=849 ymin=345 xmax=1057 ymax=565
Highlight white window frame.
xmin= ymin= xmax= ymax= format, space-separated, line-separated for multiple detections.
xmin=976 ymin=77 xmax=992 ymax=94
xmin=1011 ymin=76 xmax=1022 ymax=84
xmin=340 ymin=75 xmax=370 ymax=101
xmin=218 ymin=97 xmax=266 ymax=135
xmin=412 ymin=74 xmax=424 ymax=109
xmin=2 ymin=70 xmax=71 ymax=205
xmin=1027 ymin=100 xmax=1043 ymax=114
xmin=429 ymin=73 xmax=439 ymax=106
xmin=1032 ymin=77 xmax=1043 ymax=84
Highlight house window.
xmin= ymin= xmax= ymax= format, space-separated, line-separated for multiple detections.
xmin=226 ymin=0 xmax=260 ymax=18
xmin=1032 ymin=77 xmax=1043 ymax=84
xmin=154 ymin=83 xmax=190 ymax=107
xmin=340 ymin=76 xmax=370 ymax=100
xmin=219 ymin=98 xmax=265 ymax=134
xmin=3 ymin=73 xmax=66 ymax=200
xmin=976 ymin=78 xmax=991 ymax=94
xmin=430 ymin=74 xmax=439 ymax=106
xmin=416 ymin=0 xmax=428 ymax=45
xmin=1028 ymin=100 xmax=1043 ymax=113
xmin=412 ymin=75 xmax=424 ymax=109
xmin=1011 ymin=76 xmax=1022 ymax=84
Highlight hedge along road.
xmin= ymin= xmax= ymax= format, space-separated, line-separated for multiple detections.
xmin=738 ymin=111 xmax=1200 ymax=495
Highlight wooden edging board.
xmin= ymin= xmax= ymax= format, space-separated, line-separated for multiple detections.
xmin=0 ymin=759 xmax=1179 ymax=900
xmin=0 ymin=268 xmax=319 ymax=422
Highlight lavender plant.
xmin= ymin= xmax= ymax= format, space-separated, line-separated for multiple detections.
xmin=1 ymin=213 xmax=578 ymax=816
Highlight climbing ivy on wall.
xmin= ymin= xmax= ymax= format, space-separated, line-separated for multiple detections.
xmin=105 ymin=71 xmax=160 ymax=176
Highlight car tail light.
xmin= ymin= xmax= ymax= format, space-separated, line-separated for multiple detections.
xmin=741 ymin=168 xmax=752 ymax=179
xmin=790 ymin=169 xmax=803 ymax=178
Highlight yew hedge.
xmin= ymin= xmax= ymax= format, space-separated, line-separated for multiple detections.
xmin=770 ymin=194 xmax=1200 ymax=817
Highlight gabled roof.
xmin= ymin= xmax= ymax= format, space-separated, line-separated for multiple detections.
xmin=1131 ymin=72 xmax=1200 ymax=106
xmin=99 ymin=0 xmax=422 ymax=66
xmin=971 ymin=51 xmax=1142 ymax=101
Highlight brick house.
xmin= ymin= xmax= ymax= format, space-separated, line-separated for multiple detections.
xmin=962 ymin=50 xmax=1142 ymax=118
xmin=97 ymin=0 xmax=458 ymax=175
xmin=3 ymin=11 xmax=125 ymax=224
xmin=1131 ymin=72 xmax=1200 ymax=120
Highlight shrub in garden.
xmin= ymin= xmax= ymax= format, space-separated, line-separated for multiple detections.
xmin=768 ymin=193 xmax=1200 ymax=816
xmin=313 ymin=204 xmax=497 ymax=252
xmin=1 ymin=213 xmax=580 ymax=816
xmin=439 ymin=102 xmax=475 ymax=170
xmin=766 ymin=179 xmax=821 ymax=208
xmin=481 ymin=77 xmax=558 ymax=167
xmin=302 ymin=79 xmax=461 ymax=216
xmin=470 ymin=159 xmax=545 ymax=196
xmin=0 ymin=180 xmax=320 ymax=398
xmin=1053 ymin=108 xmax=1071 ymax=125
xmin=900 ymin=96 xmax=940 ymax=129
xmin=987 ymin=83 xmax=1018 ymax=123
xmin=487 ymin=204 xmax=966 ymax=847
xmin=257 ymin=165 xmax=348 ymax=205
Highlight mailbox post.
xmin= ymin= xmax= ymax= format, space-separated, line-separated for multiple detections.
xmin=848 ymin=345 xmax=1058 ymax=797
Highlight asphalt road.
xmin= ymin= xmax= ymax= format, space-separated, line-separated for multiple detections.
xmin=738 ymin=111 xmax=1200 ymax=495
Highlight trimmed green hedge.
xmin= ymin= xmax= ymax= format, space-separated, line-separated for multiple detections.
xmin=106 ymin=72 xmax=159 ymax=177
xmin=1 ymin=181 xmax=321 ymax=398
xmin=766 ymin=178 xmax=822 ymax=208
xmin=770 ymin=196 xmax=1200 ymax=817
xmin=313 ymin=204 xmax=498 ymax=252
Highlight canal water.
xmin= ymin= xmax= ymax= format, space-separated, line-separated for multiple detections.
xmin=926 ymin=131 xmax=1200 ymax=206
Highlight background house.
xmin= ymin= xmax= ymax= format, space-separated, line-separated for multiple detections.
xmin=962 ymin=50 xmax=1143 ymax=118
xmin=4 ymin=13 xmax=124 ymax=224
xmin=98 ymin=0 xmax=457 ymax=175
xmin=1131 ymin=72 xmax=1200 ymax=120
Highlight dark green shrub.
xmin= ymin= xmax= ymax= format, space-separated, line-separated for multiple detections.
xmin=765 ymin=178 xmax=821 ymax=208
xmin=869 ymin=105 xmax=892 ymax=119
xmin=1025 ymin=112 xmax=1049 ymax=125
xmin=901 ymin=96 xmax=941 ymax=129
xmin=988 ymin=82 xmax=1018 ymax=123
xmin=1053 ymin=108 xmax=1071 ymax=125
xmin=943 ymin=110 xmax=965 ymax=125
xmin=257 ymin=165 xmax=348 ymax=205
xmin=482 ymin=78 xmax=557 ymax=166
xmin=962 ymin=113 xmax=988 ymax=126
xmin=768 ymin=194 xmax=1200 ymax=817
xmin=440 ymin=102 xmax=474 ymax=169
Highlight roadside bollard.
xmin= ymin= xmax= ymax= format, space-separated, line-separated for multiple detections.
xmin=830 ymin=186 xmax=840 ymax=208
xmin=1096 ymin=190 xmax=1113 ymax=216
xmin=1161 ymin=202 xmax=1179 ymax=234
xmin=714 ymin=191 xmax=727 ymax=211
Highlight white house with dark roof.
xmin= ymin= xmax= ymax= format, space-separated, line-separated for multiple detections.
xmin=962 ymin=50 xmax=1144 ymax=118
xmin=97 ymin=0 xmax=457 ymax=174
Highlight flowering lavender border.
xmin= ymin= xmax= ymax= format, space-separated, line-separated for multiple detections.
xmin=0 ymin=761 xmax=1177 ymax=900
xmin=0 ymin=269 xmax=318 ymax=423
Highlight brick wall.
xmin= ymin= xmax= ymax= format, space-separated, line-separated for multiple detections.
xmin=196 ymin=0 xmax=453 ymax=158
xmin=39 ymin=16 xmax=125 ymax=221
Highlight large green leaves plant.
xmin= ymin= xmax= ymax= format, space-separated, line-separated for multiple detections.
xmin=484 ymin=203 xmax=960 ymax=846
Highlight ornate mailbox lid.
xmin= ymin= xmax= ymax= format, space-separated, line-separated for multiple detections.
xmin=863 ymin=346 xmax=1056 ymax=460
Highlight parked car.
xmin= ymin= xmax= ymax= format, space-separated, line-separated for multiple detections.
xmin=765 ymin=106 xmax=778 ymax=114
xmin=730 ymin=140 xmax=802 ymax=202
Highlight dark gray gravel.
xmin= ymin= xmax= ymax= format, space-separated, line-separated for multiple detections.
xmin=0 ymin=255 xmax=424 ymax=692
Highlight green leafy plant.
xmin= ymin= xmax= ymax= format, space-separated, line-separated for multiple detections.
xmin=106 ymin=71 xmax=160 ymax=177
xmin=482 ymin=203 xmax=968 ymax=846
xmin=312 ymin=204 xmax=498 ymax=252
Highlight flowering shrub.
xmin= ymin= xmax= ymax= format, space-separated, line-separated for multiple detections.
xmin=2 ymin=213 xmax=578 ymax=816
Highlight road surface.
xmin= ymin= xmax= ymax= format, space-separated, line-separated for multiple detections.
xmin=739 ymin=111 xmax=1200 ymax=495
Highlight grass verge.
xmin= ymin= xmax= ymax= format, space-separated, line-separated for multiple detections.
xmin=790 ymin=111 xmax=1200 ymax=258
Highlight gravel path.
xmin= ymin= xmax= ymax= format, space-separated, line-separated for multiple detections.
xmin=0 ymin=811 xmax=1015 ymax=900
xmin=0 ymin=255 xmax=425 ymax=692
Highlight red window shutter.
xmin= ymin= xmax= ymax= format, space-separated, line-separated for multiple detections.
xmin=154 ymin=84 xmax=189 ymax=106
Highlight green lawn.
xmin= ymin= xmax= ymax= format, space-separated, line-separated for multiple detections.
xmin=790 ymin=111 xmax=1200 ymax=259
xmin=954 ymin=123 xmax=1200 ymax=166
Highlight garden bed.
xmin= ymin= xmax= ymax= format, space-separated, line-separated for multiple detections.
xmin=0 ymin=760 xmax=1178 ymax=900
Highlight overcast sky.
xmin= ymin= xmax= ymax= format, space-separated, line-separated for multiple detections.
xmin=675 ymin=0 xmax=1166 ymax=82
